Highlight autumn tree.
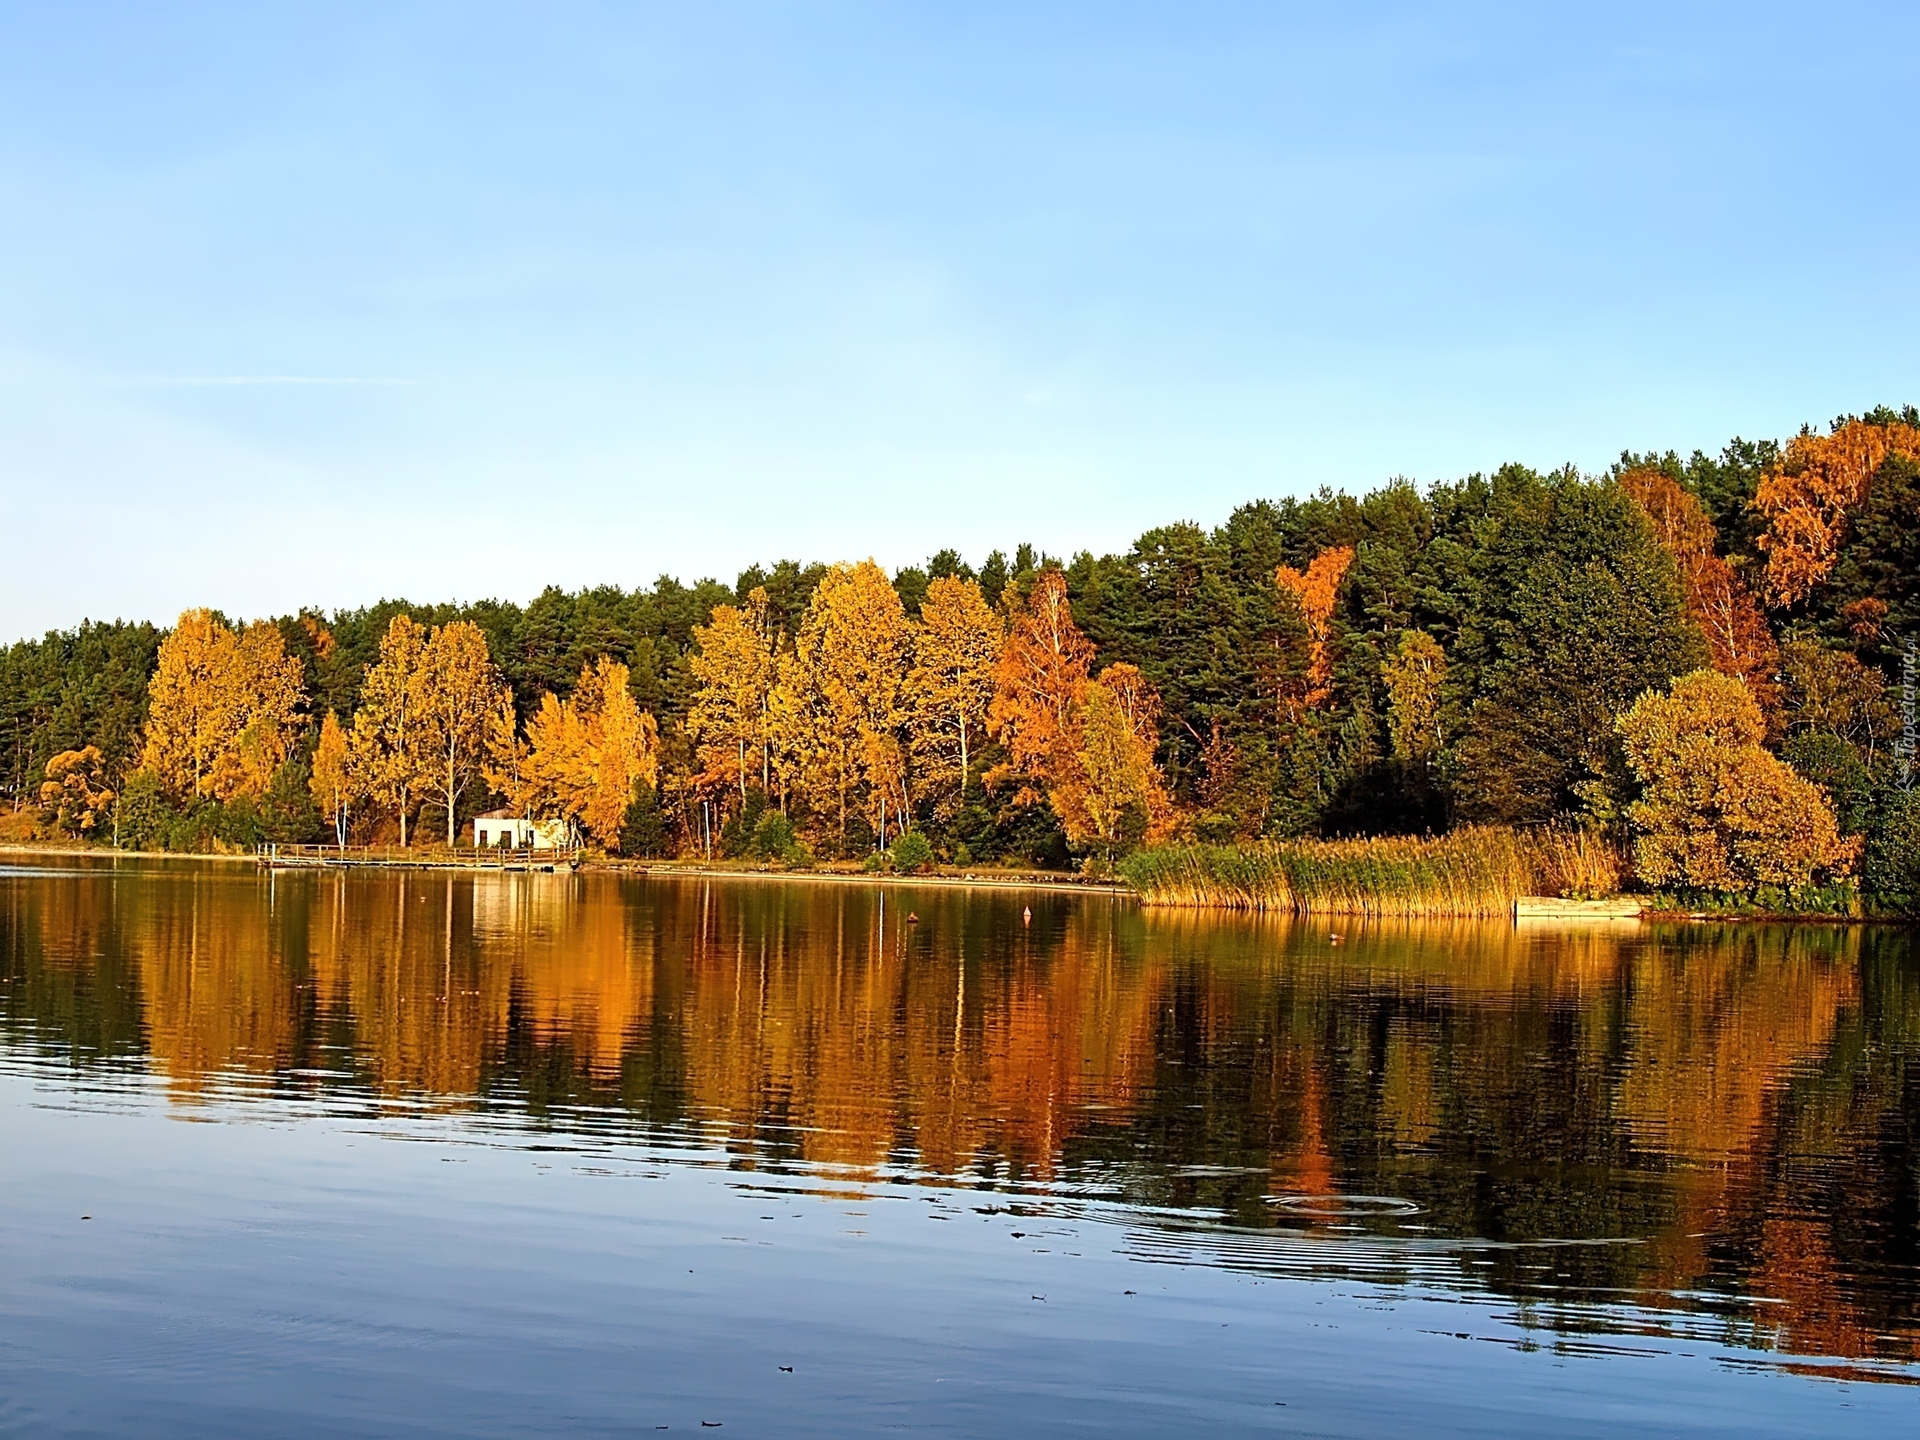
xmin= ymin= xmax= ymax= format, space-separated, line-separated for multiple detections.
xmin=687 ymin=588 xmax=774 ymax=804
xmin=350 ymin=614 xmax=429 ymax=846
xmin=141 ymin=609 xmax=305 ymax=802
xmin=418 ymin=621 xmax=511 ymax=846
xmin=986 ymin=569 xmax=1094 ymax=806
xmin=510 ymin=658 xmax=660 ymax=847
xmin=767 ymin=561 xmax=914 ymax=847
xmin=1777 ymin=640 xmax=1899 ymax=767
xmin=1050 ymin=663 xmax=1176 ymax=856
xmin=1617 ymin=670 xmax=1859 ymax=894
xmin=38 ymin=747 xmax=114 ymax=837
xmin=1381 ymin=630 xmax=1445 ymax=765
xmin=1275 ymin=545 xmax=1353 ymax=718
xmin=1620 ymin=467 xmax=1777 ymax=707
xmin=1754 ymin=418 xmax=1920 ymax=606
xmin=906 ymin=575 xmax=1003 ymax=817
xmin=577 ymin=657 xmax=660 ymax=845
xmin=308 ymin=711 xmax=356 ymax=848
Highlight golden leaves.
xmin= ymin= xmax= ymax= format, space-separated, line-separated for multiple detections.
xmin=1618 ymin=670 xmax=1859 ymax=893
xmin=141 ymin=609 xmax=304 ymax=802
xmin=1275 ymin=545 xmax=1353 ymax=715
xmin=1619 ymin=468 xmax=1777 ymax=709
xmin=1753 ymin=420 xmax=1920 ymax=606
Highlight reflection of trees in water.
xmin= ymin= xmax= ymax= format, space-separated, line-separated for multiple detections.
xmin=2 ymin=870 xmax=1916 ymax=1365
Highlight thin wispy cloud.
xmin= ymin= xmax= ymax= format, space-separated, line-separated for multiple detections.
xmin=120 ymin=375 xmax=417 ymax=387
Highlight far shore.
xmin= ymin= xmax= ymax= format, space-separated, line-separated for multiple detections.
xmin=0 ymin=841 xmax=1130 ymax=895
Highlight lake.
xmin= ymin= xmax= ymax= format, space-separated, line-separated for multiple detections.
xmin=2 ymin=856 xmax=1916 ymax=1437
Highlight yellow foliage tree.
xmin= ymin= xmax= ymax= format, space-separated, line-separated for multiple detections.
xmin=510 ymin=658 xmax=660 ymax=847
xmin=1754 ymin=419 xmax=1920 ymax=605
xmin=142 ymin=609 xmax=305 ymax=802
xmin=1617 ymin=670 xmax=1859 ymax=894
xmin=350 ymin=614 xmax=429 ymax=846
xmin=768 ymin=561 xmax=914 ymax=846
xmin=308 ymin=711 xmax=357 ymax=848
xmin=1275 ymin=546 xmax=1354 ymax=717
xmin=39 ymin=747 xmax=114 ymax=837
xmin=418 ymin=621 xmax=512 ymax=847
xmin=1381 ymin=630 xmax=1446 ymax=765
xmin=687 ymin=588 xmax=775 ymax=804
xmin=906 ymin=575 xmax=1003 ymax=818
xmin=1050 ymin=663 xmax=1177 ymax=854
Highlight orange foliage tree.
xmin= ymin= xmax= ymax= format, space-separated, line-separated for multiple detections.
xmin=1619 ymin=468 xmax=1777 ymax=707
xmin=1617 ymin=670 xmax=1859 ymax=894
xmin=1754 ymin=419 xmax=1920 ymax=605
xmin=141 ymin=609 xmax=305 ymax=802
xmin=985 ymin=570 xmax=1094 ymax=806
xmin=1275 ymin=546 xmax=1353 ymax=717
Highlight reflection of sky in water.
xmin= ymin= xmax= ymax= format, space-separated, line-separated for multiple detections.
xmin=1 ymin=859 xmax=1917 ymax=1435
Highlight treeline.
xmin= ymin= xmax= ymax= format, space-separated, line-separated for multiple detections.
xmin=3 ymin=406 xmax=1916 ymax=908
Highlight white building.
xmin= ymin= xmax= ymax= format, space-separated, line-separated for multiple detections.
xmin=473 ymin=809 xmax=574 ymax=850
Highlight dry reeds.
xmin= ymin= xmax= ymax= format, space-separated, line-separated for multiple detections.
xmin=1119 ymin=825 xmax=1624 ymax=917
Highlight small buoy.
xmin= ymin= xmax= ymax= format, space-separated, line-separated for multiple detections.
xmin=907 ymin=912 xmax=919 ymax=924
xmin=1022 ymin=906 xmax=1032 ymax=925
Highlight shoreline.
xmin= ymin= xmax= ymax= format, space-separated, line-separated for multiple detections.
xmin=2 ymin=843 xmax=1903 ymax=920
xmin=0 ymin=842 xmax=1130 ymax=896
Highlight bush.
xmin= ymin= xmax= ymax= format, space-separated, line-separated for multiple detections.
xmin=619 ymin=782 xmax=671 ymax=857
xmin=889 ymin=830 xmax=934 ymax=874
xmin=751 ymin=809 xmax=797 ymax=862
xmin=1864 ymin=788 xmax=1920 ymax=916
xmin=718 ymin=789 xmax=770 ymax=859
xmin=861 ymin=850 xmax=891 ymax=873
xmin=116 ymin=771 xmax=173 ymax=852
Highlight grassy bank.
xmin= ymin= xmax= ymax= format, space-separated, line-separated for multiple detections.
xmin=1118 ymin=826 xmax=1622 ymax=918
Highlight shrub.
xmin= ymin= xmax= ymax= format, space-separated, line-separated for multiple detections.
xmin=1864 ymin=788 xmax=1920 ymax=916
xmin=751 ymin=809 xmax=796 ymax=862
xmin=619 ymin=782 xmax=671 ymax=857
xmin=719 ymin=789 xmax=770 ymax=859
xmin=889 ymin=830 xmax=934 ymax=874
xmin=116 ymin=770 xmax=173 ymax=852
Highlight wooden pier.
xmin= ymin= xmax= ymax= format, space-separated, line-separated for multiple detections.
xmin=1514 ymin=896 xmax=1643 ymax=921
xmin=256 ymin=843 xmax=582 ymax=873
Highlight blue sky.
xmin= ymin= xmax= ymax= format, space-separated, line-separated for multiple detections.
xmin=1 ymin=2 xmax=1915 ymax=638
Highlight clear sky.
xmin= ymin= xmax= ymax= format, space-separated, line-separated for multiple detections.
xmin=1 ymin=2 xmax=1915 ymax=640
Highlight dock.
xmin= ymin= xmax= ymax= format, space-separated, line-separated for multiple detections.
xmin=256 ymin=843 xmax=582 ymax=873
xmin=1514 ymin=896 xmax=1643 ymax=921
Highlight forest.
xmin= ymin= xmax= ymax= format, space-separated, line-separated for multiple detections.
xmin=2 ymin=406 xmax=1916 ymax=912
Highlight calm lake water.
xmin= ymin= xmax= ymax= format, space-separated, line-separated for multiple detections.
xmin=2 ymin=857 xmax=1917 ymax=1437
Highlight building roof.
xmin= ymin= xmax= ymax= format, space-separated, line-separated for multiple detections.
xmin=475 ymin=808 xmax=521 ymax=821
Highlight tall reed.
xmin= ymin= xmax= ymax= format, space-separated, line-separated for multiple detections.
xmin=1118 ymin=826 xmax=1622 ymax=917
